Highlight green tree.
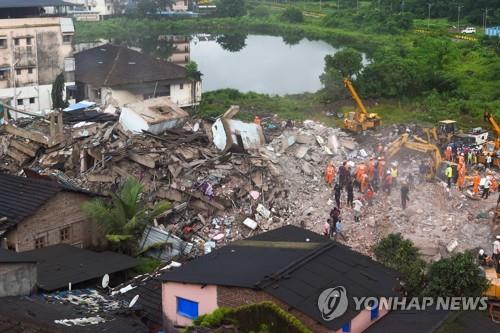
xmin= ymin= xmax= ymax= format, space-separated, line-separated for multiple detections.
xmin=135 ymin=0 xmax=161 ymax=16
xmin=82 ymin=177 xmax=171 ymax=254
xmin=281 ymin=7 xmax=304 ymax=23
xmin=248 ymin=5 xmax=270 ymax=19
xmin=374 ymin=233 xmax=426 ymax=296
xmin=51 ymin=72 xmax=68 ymax=109
xmin=325 ymin=47 xmax=363 ymax=78
xmin=217 ymin=0 xmax=246 ymax=17
xmin=185 ymin=60 xmax=202 ymax=107
xmin=216 ymin=33 xmax=247 ymax=52
xmin=423 ymin=252 xmax=490 ymax=297
xmin=319 ymin=68 xmax=348 ymax=100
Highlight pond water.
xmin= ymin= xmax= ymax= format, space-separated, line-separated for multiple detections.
xmin=190 ymin=34 xmax=341 ymax=95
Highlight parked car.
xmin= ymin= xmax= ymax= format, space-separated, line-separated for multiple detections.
xmin=461 ymin=27 xmax=476 ymax=34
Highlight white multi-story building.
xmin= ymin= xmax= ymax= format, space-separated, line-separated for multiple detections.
xmin=0 ymin=1 xmax=75 ymax=114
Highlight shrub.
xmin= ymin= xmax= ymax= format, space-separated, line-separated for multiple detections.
xmin=281 ymin=7 xmax=304 ymax=23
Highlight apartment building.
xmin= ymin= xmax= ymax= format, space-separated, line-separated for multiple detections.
xmin=163 ymin=36 xmax=191 ymax=66
xmin=0 ymin=1 xmax=75 ymax=115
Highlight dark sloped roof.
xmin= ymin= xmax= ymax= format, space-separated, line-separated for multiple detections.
xmin=0 ymin=248 xmax=36 ymax=263
xmin=113 ymin=271 xmax=164 ymax=327
xmin=0 ymin=0 xmax=71 ymax=8
xmin=0 ymin=296 xmax=147 ymax=333
xmin=75 ymin=44 xmax=187 ymax=87
xmin=366 ymin=309 xmax=450 ymax=333
xmin=24 ymin=244 xmax=138 ymax=291
xmin=159 ymin=225 xmax=399 ymax=330
xmin=0 ymin=173 xmax=90 ymax=231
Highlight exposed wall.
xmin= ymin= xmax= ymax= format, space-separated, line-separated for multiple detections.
xmin=172 ymin=0 xmax=189 ymax=11
xmin=0 ymin=263 xmax=37 ymax=297
xmin=5 ymin=192 xmax=104 ymax=252
xmin=162 ymin=282 xmax=218 ymax=331
xmin=88 ymin=81 xmax=200 ymax=108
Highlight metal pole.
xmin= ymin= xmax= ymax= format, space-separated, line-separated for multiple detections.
xmin=485 ymin=8 xmax=489 ymax=31
xmin=337 ymin=0 xmax=339 ymax=10
xmin=457 ymin=5 xmax=463 ymax=32
xmin=378 ymin=0 xmax=381 ymax=11
xmin=427 ymin=3 xmax=432 ymax=29
xmin=401 ymin=0 xmax=405 ymax=14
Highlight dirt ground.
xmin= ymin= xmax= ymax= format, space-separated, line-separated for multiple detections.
xmin=265 ymin=121 xmax=498 ymax=261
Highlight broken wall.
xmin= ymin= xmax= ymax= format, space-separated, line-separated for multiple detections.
xmin=212 ymin=118 xmax=265 ymax=152
xmin=0 ymin=263 xmax=37 ymax=297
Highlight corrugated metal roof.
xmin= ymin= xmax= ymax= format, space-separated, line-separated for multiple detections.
xmin=60 ymin=17 xmax=75 ymax=33
xmin=140 ymin=226 xmax=193 ymax=262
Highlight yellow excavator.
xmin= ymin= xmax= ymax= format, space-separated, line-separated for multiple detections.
xmin=342 ymin=78 xmax=381 ymax=132
xmin=480 ymin=111 xmax=500 ymax=167
xmin=384 ymin=133 xmax=456 ymax=180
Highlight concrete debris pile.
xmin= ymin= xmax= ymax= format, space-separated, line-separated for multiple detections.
xmin=0 ymin=107 xmax=297 ymax=254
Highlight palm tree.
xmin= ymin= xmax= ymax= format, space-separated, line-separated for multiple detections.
xmin=185 ymin=60 xmax=202 ymax=110
xmin=82 ymin=177 xmax=170 ymax=254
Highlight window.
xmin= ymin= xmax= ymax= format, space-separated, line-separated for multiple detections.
xmin=176 ymin=297 xmax=198 ymax=319
xmin=16 ymin=69 xmax=21 ymax=75
xmin=63 ymin=35 xmax=72 ymax=44
xmin=60 ymin=226 xmax=70 ymax=241
xmin=28 ymin=68 xmax=33 ymax=74
xmin=26 ymin=37 xmax=32 ymax=45
xmin=180 ymin=83 xmax=184 ymax=90
xmin=0 ymin=69 xmax=8 ymax=80
xmin=14 ymin=38 xmax=19 ymax=46
xmin=35 ymin=236 xmax=45 ymax=249
xmin=0 ymin=38 xmax=6 ymax=49
xmin=29 ymin=97 xmax=35 ymax=104
xmin=17 ymin=99 xmax=23 ymax=106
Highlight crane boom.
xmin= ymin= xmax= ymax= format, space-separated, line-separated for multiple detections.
xmin=484 ymin=111 xmax=500 ymax=137
xmin=343 ymin=78 xmax=369 ymax=115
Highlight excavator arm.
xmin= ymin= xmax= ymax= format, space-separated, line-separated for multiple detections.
xmin=385 ymin=134 xmax=444 ymax=178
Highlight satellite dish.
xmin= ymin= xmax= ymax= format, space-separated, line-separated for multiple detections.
xmin=193 ymin=122 xmax=200 ymax=132
xmin=101 ymin=274 xmax=110 ymax=289
xmin=129 ymin=294 xmax=140 ymax=308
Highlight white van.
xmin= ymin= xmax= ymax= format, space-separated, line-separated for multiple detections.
xmin=461 ymin=27 xmax=476 ymax=34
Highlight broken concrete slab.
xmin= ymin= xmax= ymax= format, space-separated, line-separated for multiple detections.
xmin=243 ymin=218 xmax=258 ymax=230
xmin=295 ymin=145 xmax=309 ymax=159
xmin=256 ymin=204 xmax=271 ymax=219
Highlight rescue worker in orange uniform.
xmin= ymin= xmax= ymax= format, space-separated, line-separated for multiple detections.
xmin=458 ymin=153 xmax=465 ymax=166
xmin=378 ymin=157 xmax=386 ymax=179
xmin=457 ymin=162 xmax=466 ymax=191
xmin=361 ymin=173 xmax=369 ymax=193
xmin=444 ymin=146 xmax=452 ymax=161
xmin=325 ymin=161 xmax=336 ymax=186
xmin=254 ymin=116 xmax=261 ymax=125
xmin=367 ymin=157 xmax=375 ymax=180
xmin=472 ymin=171 xmax=481 ymax=195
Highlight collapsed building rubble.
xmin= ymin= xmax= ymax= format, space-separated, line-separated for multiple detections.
xmin=0 ymin=103 xmax=496 ymax=263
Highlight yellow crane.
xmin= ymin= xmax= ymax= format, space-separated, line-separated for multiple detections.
xmin=484 ymin=111 xmax=500 ymax=150
xmin=342 ymin=78 xmax=381 ymax=132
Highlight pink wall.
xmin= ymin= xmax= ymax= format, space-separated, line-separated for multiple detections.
xmin=162 ymin=282 xmax=218 ymax=328
xmin=334 ymin=297 xmax=390 ymax=333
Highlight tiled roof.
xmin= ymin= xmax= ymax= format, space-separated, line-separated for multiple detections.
xmin=24 ymin=244 xmax=138 ymax=291
xmin=0 ymin=173 xmax=88 ymax=231
xmin=75 ymin=44 xmax=187 ymax=87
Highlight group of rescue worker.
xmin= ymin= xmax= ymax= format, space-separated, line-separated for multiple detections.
xmin=323 ymin=154 xmax=412 ymax=239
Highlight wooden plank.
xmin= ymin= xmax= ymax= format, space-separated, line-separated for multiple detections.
xmin=4 ymin=124 xmax=49 ymax=146
xmin=233 ymin=240 xmax=323 ymax=250
xmin=9 ymin=140 xmax=39 ymax=157
xmin=86 ymin=173 xmax=116 ymax=183
xmin=7 ymin=147 xmax=30 ymax=165
xmin=127 ymin=152 xmax=157 ymax=169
